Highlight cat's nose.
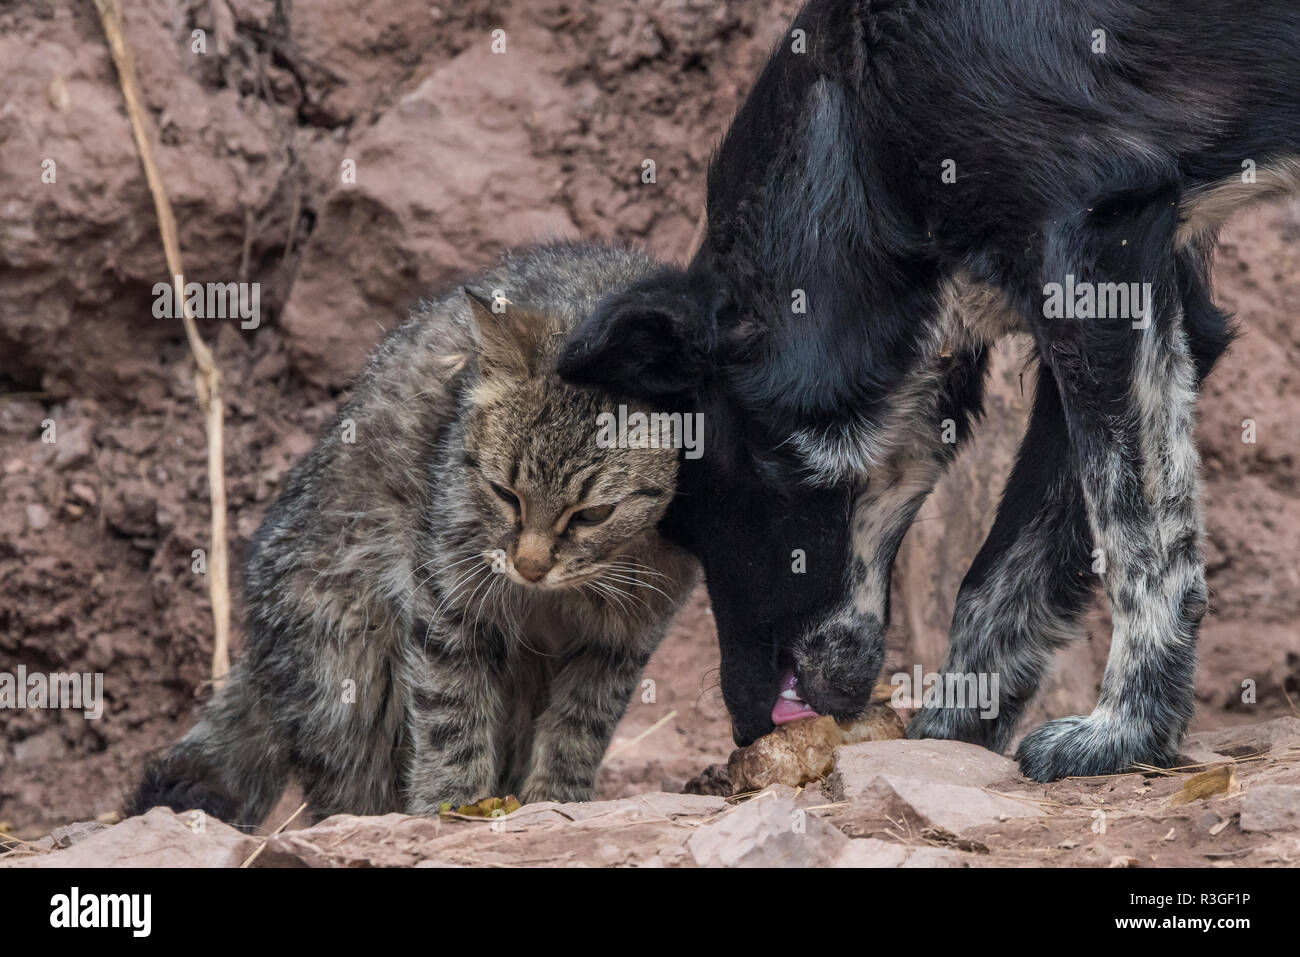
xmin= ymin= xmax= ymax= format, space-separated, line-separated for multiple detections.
xmin=513 ymin=556 xmax=551 ymax=582
xmin=513 ymin=532 xmax=554 ymax=583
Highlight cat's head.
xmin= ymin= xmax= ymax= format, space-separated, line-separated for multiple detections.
xmin=459 ymin=289 xmax=679 ymax=590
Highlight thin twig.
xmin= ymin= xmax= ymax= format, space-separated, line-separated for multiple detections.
xmin=606 ymin=709 xmax=678 ymax=758
xmin=239 ymin=802 xmax=308 ymax=868
xmin=93 ymin=0 xmax=232 ymax=684
xmin=684 ymin=208 xmax=707 ymax=262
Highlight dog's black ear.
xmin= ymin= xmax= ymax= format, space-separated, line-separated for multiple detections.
xmin=557 ymin=266 xmax=721 ymax=400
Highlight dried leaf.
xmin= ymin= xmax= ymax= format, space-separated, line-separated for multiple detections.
xmin=1167 ymin=764 xmax=1236 ymax=807
xmin=445 ymin=795 xmax=522 ymax=818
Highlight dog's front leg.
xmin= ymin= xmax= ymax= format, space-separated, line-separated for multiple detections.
xmin=792 ymin=453 xmax=949 ymax=721
xmin=791 ymin=351 xmax=988 ymax=722
xmin=1015 ymin=190 xmax=1208 ymax=781
xmin=908 ymin=362 xmax=1095 ymax=752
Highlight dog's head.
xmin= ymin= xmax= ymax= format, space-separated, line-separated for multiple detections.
xmin=556 ymin=261 xmax=871 ymax=745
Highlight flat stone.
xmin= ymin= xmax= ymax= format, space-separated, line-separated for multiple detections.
xmin=1239 ymin=785 xmax=1300 ymax=833
xmin=828 ymin=739 xmax=1041 ymax=834
xmin=833 ymin=836 xmax=974 ymax=867
xmin=256 ymin=813 xmax=446 ymax=868
xmin=829 ymin=738 xmax=1025 ymax=795
xmin=3 ymin=809 xmax=256 ymax=868
xmin=49 ymin=820 xmax=108 ymax=849
xmin=686 ymin=794 xmax=847 ymax=867
xmin=1184 ymin=718 xmax=1300 ymax=762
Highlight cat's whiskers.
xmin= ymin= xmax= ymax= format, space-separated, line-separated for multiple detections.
xmin=405 ymin=550 xmax=488 ymax=615
xmin=462 ymin=560 xmax=505 ymax=640
xmin=588 ymin=578 xmax=643 ymax=615
xmin=582 ymin=578 xmax=623 ymax=611
xmin=405 ymin=550 xmax=487 ymax=593
xmin=423 ymin=569 xmax=483 ymax=656
xmin=601 ymin=573 xmax=675 ymax=604
xmin=426 ymin=560 xmax=493 ymax=641
xmin=602 ymin=559 xmax=673 ymax=581
xmin=497 ymin=577 xmax=558 ymax=659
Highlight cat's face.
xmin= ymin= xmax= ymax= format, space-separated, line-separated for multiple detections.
xmin=460 ymin=294 xmax=679 ymax=590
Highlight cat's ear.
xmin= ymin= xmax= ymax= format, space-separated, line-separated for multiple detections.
xmin=556 ymin=266 xmax=725 ymax=401
xmin=463 ymin=286 xmax=546 ymax=378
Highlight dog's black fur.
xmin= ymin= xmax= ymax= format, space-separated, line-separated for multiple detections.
xmin=558 ymin=0 xmax=1300 ymax=778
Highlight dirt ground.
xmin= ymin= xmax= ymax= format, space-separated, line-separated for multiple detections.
xmin=1 ymin=0 xmax=1298 ymax=862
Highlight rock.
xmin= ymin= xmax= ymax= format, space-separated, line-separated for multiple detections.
xmin=257 ymin=793 xmax=728 ymax=868
xmin=686 ymin=794 xmax=848 ymax=867
xmin=1239 ymin=785 xmax=1300 ymax=833
xmin=256 ymin=813 xmax=447 ymax=868
xmin=830 ymin=738 xmax=1024 ymax=794
xmin=828 ymin=739 xmax=1041 ymax=834
xmin=834 ymin=836 xmax=973 ymax=868
xmin=1248 ymin=835 xmax=1300 ymax=865
xmin=512 ymin=791 xmax=727 ymax=828
xmin=1183 ymin=717 xmax=1300 ymax=763
xmin=31 ymin=423 xmax=93 ymax=472
xmin=24 ymin=503 xmax=49 ymax=532
xmin=50 ymin=820 xmax=109 ymax=849
xmin=3 ymin=809 xmax=256 ymax=868
xmin=48 ymin=423 xmax=93 ymax=471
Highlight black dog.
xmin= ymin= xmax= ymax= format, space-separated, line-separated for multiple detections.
xmin=558 ymin=0 xmax=1300 ymax=780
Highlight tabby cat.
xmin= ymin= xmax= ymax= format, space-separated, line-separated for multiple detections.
xmin=128 ymin=243 xmax=698 ymax=828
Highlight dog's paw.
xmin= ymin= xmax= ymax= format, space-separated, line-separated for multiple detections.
xmin=791 ymin=618 xmax=884 ymax=722
xmin=906 ymin=705 xmax=1004 ymax=751
xmin=1014 ymin=714 xmax=1176 ymax=782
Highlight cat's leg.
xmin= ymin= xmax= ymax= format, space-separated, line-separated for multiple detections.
xmin=907 ymin=363 xmax=1094 ymax=752
xmin=256 ymin=629 xmax=406 ymax=822
xmin=520 ymin=641 xmax=654 ymax=804
xmin=1014 ymin=188 xmax=1216 ymax=781
xmin=402 ymin=615 xmax=506 ymax=813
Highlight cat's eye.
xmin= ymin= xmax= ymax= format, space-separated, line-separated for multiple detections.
xmin=569 ymin=503 xmax=615 ymax=527
xmin=489 ymin=482 xmax=520 ymax=511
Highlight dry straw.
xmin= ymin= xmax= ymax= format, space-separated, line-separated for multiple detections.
xmin=92 ymin=0 xmax=232 ymax=683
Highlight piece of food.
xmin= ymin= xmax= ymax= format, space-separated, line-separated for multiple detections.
xmin=686 ymin=689 xmax=905 ymax=795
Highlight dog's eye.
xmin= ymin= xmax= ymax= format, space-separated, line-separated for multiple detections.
xmin=489 ymin=482 xmax=520 ymax=511
xmin=570 ymin=503 xmax=614 ymax=527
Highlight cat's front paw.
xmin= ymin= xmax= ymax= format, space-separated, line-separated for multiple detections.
xmin=1014 ymin=714 xmax=1177 ymax=782
xmin=790 ymin=617 xmax=884 ymax=722
xmin=520 ymin=778 xmax=595 ymax=806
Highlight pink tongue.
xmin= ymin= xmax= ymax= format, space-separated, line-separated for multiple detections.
xmin=771 ymin=668 xmax=820 ymax=725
